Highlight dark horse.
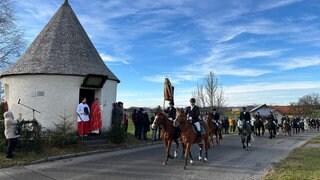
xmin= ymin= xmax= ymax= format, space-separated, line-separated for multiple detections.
xmin=207 ymin=114 xmax=222 ymax=146
xmin=173 ymin=109 xmax=210 ymax=169
xmin=239 ymin=120 xmax=252 ymax=150
xmin=254 ymin=118 xmax=265 ymax=136
xmin=151 ymin=112 xmax=182 ymax=165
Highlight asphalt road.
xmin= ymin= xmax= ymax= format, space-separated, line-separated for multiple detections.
xmin=0 ymin=132 xmax=318 ymax=180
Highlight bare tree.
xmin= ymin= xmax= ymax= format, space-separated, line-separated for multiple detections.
xmin=289 ymin=93 xmax=320 ymax=116
xmin=191 ymin=90 xmax=200 ymax=107
xmin=204 ymin=71 xmax=218 ymax=108
xmin=0 ymin=0 xmax=25 ymax=70
xmin=289 ymin=102 xmax=304 ymax=116
xmin=191 ymin=71 xmax=227 ymax=110
xmin=215 ymin=85 xmax=227 ymax=111
xmin=297 ymin=93 xmax=320 ymax=116
xmin=196 ymin=83 xmax=206 ymax=108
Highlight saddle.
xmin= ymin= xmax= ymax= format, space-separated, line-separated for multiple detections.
xmin=190 ymin=122 xmax=206 ymax=135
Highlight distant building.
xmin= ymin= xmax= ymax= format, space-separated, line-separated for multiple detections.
xmin=0 ymin=0 xmax=120 ymax=130
xmin=250 ymin=104 xmax=291 ymax=120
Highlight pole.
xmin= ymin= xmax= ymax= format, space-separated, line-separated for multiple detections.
xmin=163 ymin=100 xmax=165 ymax=111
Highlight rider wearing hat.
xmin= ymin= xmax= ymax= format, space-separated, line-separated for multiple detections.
xmin=165 ymin=101 xmax=176 ymax=120
xmin=164 ymin=101 xmax=180 ymax=140
xmin=212 ymin=108 xmax=220 ymax=135
xmin=186 ymin=98 xmax=202 ymax=144
xmin=240 ymin=107 xmax=252 ymax=132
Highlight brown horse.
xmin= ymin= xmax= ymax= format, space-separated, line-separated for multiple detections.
xmin=173 ymin=109 xmax=210 ymax=169
xmin=206 ymin=114 xmax=223 ymax=146
xmin=151 ymin=112 xmax=182 ymax=165
xmin=283 ymin=120 xmax=291 ymax=136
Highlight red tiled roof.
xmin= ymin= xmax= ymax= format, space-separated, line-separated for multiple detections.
xmin=269 ymin=106 xmax=291 ymax=114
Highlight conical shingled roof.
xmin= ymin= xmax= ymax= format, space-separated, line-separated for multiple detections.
xmin=1 ymin=1 xmax=119 ymax=82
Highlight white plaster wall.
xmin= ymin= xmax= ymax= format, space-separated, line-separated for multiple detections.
xmin=1 ymin=75 xmax=118 ymax=131
xmin=100 ymin=80 xmax=118 ymax=131
xmin=1 ymin=75 xmax=83 ymax=130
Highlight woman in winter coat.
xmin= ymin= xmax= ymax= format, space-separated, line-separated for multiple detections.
xmin=4 ymin=111 xmax=20 ymax=158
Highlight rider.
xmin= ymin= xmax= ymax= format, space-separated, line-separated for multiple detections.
xmin=212 ymin=108 xmax=220 ymax=135
xmin=164 ymin=101 xmax=179 ymax=140
xmin=186 ymin=98 xmax=202 ymax=144
xmin=240 ymin=107 xmax=252 ymax=132
xmin=268 ymin=111 xmax=277 ymax=139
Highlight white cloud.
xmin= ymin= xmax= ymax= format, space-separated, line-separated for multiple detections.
xmin=270 ymin=56 xmax=320 ymax=70
xmin=257 ymin=0 xmax=303 ymax=12
xmin=100 ymin=53 xmax=129 ymax=64
xmin=225 ymin=81 xmax=320 ymax=106
xmin=226 ymin=81 xmax=320 ymax=94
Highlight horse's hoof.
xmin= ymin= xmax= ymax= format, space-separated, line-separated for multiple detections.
xmin=204 ymin=158 xmax=208 ymax=162
xmin=198 ymin=156 xmax=202 ymax=162
xmin=163 ymin=162 xmax=167 ymax=165
xmin=190 ymin=160 xmax=194 ymax=164
xmin=184 ymin=166 xmax=187 ymax=170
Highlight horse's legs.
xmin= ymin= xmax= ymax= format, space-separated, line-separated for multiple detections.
xmin=189 ymin=150 xmax=193 ymax=164
xmin=247 ymin=134 xmax=251 ymax=151
xmin=164 ymin=139 xmax=173 ymax=165
xmin=181 ymin=142 xmax=186 ymax=159
xmin=184 ymin=143 xmax=190 ymax=169
xmin=204 ymin=139 xmax=209 ymax=162
xmin=198 ymin=143 xmax=203 ymax=161
xmin=174 ymin=139 xmax=179 ymax=159
xmin=241 ymin=135 xmax=246 ymax=149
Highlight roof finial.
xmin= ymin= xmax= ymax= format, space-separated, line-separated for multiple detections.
xmin=64 ymin=0 xmax=69 ymax=5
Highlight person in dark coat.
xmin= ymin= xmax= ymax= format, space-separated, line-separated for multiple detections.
xmin=137 ymin=108 xmax=145 ymax=140
xmin=211 ymin=108 xmax=220 ymax=136
xmin=222 ymin=117 xmax=229 ymax=134
xmin=267 ymin=111 xmax=277 ymax=139
xmin=143 ymin=111 xmax=151 ymax=141
xmin=164 ymin=101 xmax=179 ymax=140
xmin=240 ymin=107 xmax=252 ymax=133
xmin=132 ymin=109 xmax=138 ymax=138
xmin=185 ymin=98 xmax=202 ymax=144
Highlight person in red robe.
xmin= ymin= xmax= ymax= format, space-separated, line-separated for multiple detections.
xmin=90 ymin=98 xmax=103 ymax=135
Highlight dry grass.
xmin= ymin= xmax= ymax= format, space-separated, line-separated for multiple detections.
xmin=0 ymin=145 xmax=85 ymax=168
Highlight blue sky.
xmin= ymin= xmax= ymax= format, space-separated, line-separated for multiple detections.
xmin=14 ymin=0 xmax=320 ymax=108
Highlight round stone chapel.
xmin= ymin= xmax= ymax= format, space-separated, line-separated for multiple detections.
xmin=0 ymin=0 xmax=120 ymax=130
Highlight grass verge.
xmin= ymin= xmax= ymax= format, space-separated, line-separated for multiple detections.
xmin=264 ymin=136 xmax=320 ymax=180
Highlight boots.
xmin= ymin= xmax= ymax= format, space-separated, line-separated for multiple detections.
xmin=197 ymin=131 xmax=202 ymax=144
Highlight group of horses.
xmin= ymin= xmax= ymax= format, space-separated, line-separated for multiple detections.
xmin=151 ymin=110 xmax=232 ymax=169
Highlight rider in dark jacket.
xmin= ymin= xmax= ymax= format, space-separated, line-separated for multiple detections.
xmin=186 ymin=98 xmax=202 ymax=144
xmin=164 ymin=101 xmax=179 ymax=140
xmin=267 ymin=111 xmax=277 ymax=139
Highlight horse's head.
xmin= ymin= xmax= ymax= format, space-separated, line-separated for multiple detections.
xmin=151 ymin=112 xmax=167 ymax=129
xmin=173 ymin=108 xmax=187 ymax=127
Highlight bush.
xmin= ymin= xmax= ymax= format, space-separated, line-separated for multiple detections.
xmin=107 ymin=124 xmax=127 ymax=144
xmin=18 ymin=119 xmax=43 ymax=153
xmin=46 ymin=113 xmax=78 ymax=148
xmin=0 ymin=103 xmax=5 ymax=152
